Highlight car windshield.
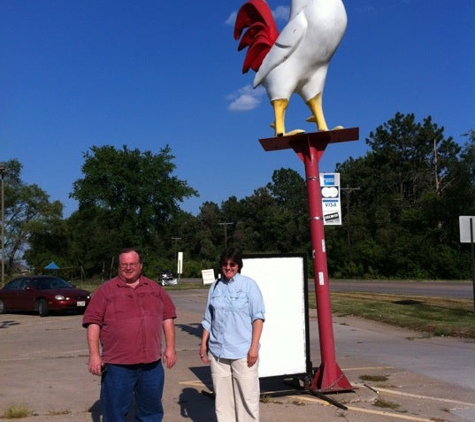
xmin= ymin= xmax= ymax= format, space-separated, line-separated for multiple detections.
xmin=33 ymin=278 xmax=73 ymax=290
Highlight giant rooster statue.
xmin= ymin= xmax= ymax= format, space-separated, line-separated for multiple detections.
xmin=234 ymin=0 xmax=347 ymax=137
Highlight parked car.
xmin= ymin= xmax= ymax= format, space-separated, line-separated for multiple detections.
xmin=159 ymin=269 xmax=177 ymax=286
xmin=0 ymin=275 xmax=91 ymax=317
xmin=159 ymin=269 xmax=174 ymax=280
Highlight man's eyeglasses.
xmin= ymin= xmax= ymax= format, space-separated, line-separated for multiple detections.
xmin=222 ymin=261 xmax=237 ymax=268
xmin=119 ymin=262 xmax=141 ymax=269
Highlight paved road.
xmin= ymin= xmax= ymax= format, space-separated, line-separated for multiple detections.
xmin=1 ymin=288 xmax=474 ymax=422
xmin=181 ymin=278 xmax=474 ymax=299
xmin=327 ymin=280 xmax=474 ymax=299
xmin=171 ymin=290 xmax=475 ymax=391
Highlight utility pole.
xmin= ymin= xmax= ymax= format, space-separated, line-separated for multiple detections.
xmin=341 ymin=186 xmax=360 ymax=264
xmin=171 ymin=237 xmax=181 ymax=260
xmin=218 ymin=222 xmax=233 ymax=249
xmin=433 ymin=139 xmax=440 ymax=195
xmin=0 ymin=162 xmax=6 ymax=287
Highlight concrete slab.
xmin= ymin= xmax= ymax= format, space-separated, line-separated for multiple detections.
xmin=0 ymin=289 xmax=474 ymax=422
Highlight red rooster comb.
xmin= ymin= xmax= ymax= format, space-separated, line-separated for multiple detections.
xmin=234 ymin=0 xmax=279 ymax=73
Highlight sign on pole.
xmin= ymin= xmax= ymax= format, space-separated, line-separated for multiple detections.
xmin=320 ymin=173 xmax=341 ymax=225
xmin=177 ymin=252 xmax=183 ymax=275
xmin=459 ymin=216 xmax=475 ymax=243
xmin=459 ymin=216 xmax=475 ymax=311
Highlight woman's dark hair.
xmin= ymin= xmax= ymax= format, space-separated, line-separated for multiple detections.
xmin=219 ymin=247 xmax=243 ymax=272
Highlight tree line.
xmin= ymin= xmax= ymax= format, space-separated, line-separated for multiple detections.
xmin=2 ymin=113 xmax=474 ymax=281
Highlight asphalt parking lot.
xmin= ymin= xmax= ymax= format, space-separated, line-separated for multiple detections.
xmin=0 ymin=288 xmax=474 ymax=422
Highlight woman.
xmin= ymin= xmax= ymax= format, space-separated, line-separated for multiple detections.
xmin=200 ymin=248 xmax=265 ymax=422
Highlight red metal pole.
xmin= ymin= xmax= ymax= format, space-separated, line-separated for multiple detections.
xmin=301 ymin=137 xmax=352 ymax=392
xmin=259 ymin=128 xmax=358 ymax=393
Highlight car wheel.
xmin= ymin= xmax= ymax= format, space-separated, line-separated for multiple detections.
xmin=37 ymin=299 xmax=49 ymax=317
xmin=0 ymin=299 xmax=6 ymax=314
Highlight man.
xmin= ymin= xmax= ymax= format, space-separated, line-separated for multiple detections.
xmin=83 ymin=248 xmax=177 ymax=422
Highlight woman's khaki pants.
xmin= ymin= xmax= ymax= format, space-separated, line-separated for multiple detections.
xmin=209 ymin=353 xmax=260 ymax=422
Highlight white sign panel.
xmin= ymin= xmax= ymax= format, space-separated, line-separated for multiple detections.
xmin=320 ymin=173 xmax=342 ymax=225
xmin=459 ymin=216 xmax=475 ymax=243
xmin=177 ymin=252 xmax=183 ymax=274
xmin=201 ymin=269 xmax=215 ymax=285
xmin=241 ymin=255 xmax=309 ymax=379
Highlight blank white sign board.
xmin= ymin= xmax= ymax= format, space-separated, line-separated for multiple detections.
xmin=242 ymin=255 xmax=309 ymax=378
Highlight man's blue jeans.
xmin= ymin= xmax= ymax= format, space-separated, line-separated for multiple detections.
xmin=101 ymin=360 xmax=165 ymax=422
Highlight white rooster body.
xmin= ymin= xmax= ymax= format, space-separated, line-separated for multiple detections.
xmin=235 ymin=0 xmax=347 ymax=136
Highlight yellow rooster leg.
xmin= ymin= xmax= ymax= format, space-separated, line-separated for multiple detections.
xmin=271 ymin=98 xmax=288 ymax=137
xmin=271 ymin=99 xmax=305 ymax=137
xmin=306 ymin=93 xmax=329 ymax=131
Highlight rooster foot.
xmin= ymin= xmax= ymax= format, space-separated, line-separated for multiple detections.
xmin=306 ymin=115 xmax=328 ymax=131
xmin=283 ymin=129 xmax=306 ymax=136
xmin=270 ymin=122 xmax=305 ymax=137
xmin=317 ymin=125 xmax=344 ymax=132
xmin=306 ymin=116 xmax=344 ymax=132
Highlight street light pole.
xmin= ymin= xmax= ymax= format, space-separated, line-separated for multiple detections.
xmin=0 ymin=162 xmax=6 ymax=287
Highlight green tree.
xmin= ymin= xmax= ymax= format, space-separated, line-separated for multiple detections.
xmin=21 ymin=202 xmax=68 ymax=271
xmin=1 ymin=159 xmax=64 ymax=276
xmin=266 ymin=168 xmax=309 ymax=252
xmin=68 ymin=145 xmax=197 ymax=276
xmin=180 ymin=169 xmax=310 ymax=266
xmin=190 ymin=201 xmax=223 ymax=261
xmin=334 ymin=113 xmax=473 ymax=278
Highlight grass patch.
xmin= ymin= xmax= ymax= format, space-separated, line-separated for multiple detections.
xmin=2 ymin=403 xmax=34 ymax=419
xmin=290 ymin=400 xmax=306 ymax=406
xmin=260 ymin=395 xmax=272 ymax=404
xmin=359 ymin=374 xmax=388 ymax=382
xmin=46 ymin=409 xmax=71 ymax=416
xmin=82 ymin=281 xmax=475 ymax=338
xmin=373 ymin=398 xmax=400 ymax=409
xmin=309 ymin=293 xmax=475 ymax=338
xmin=259 ymin=396 xmax=284 ymax=405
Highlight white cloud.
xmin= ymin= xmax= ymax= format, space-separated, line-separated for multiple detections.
xmin=226 ymin=4 xmax=289 ymax=27
xmin=273 ymin=6 xmax=290 ymax=21
xmin=225 ymin=11 xmax=237 ymax=26
xmin=227 ymin=85 xmax=266 ymax=112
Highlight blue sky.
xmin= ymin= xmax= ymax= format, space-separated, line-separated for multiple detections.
xmin=1 ymin=0 xmax=474 ymax=217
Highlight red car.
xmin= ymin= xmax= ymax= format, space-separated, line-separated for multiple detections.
xmin=0 ymin=275 xmax=91 ymax=317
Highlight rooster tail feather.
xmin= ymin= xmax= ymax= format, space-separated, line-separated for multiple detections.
xmin=237 ymin=22 xmax=267 ymax=51
xmin=234 ymin=0 xmax=278 ymax=74
xmin=243 ymin=36 xmax=271 ymax=72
